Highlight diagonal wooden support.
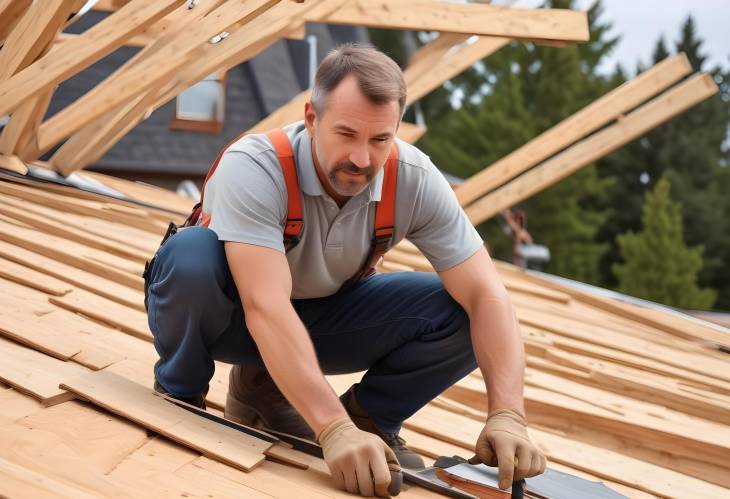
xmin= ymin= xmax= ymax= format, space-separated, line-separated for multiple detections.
xmin=0 ymin=0 xmax=184 ymax=117
xmin=406 ymin=36 xmax=510 ymax=105
xmin=464 ymin=73 xmax=718 ymax=225
xmin=0 ymin=0 xmax=79 ymax=83
xmin=53 ymin=0 xmax=339 ymax=175
xmin=0 ymin=0 xmax=31 ymax=45
xmin=36 ymin=0 xmax=280 ymax=158
xmin=311 ymin=0 xmax=589 ymax=42
xmin=455 ymin=53 xmax=694 ymax=207
xmin=0 ymin=0 xmax=82 ymax=157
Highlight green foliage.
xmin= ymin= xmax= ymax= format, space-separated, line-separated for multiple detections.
xmin=417 ymin=0 xmax=618 ymax=283
xmin=612 ymin=177 xmax=716 ymax=309
xmin=595 ymin=15 xmax=730 ymax=309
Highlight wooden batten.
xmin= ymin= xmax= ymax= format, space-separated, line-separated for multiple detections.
xmin=455 ymin=53 xmax=693 ymax=206
xmin=313 ymin=0 xmax=589 ymax=42
xmin=465 ymin=73 xmax=718 ymax=225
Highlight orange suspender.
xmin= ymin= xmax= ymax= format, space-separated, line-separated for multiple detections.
xmin=190 ymin=129 xmax=398 ymax=284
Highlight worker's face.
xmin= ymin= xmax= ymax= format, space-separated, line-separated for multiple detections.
xmin=305 ymin=74 xmax=400 ymax=200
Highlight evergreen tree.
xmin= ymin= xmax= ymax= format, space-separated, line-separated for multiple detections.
xmin=612 ymin=176 xmax=716 ymax=309
xmin=418 ymin=0 xmax=618 ymax=282
xmin=595 ymin=16 xmax=730 ymax=309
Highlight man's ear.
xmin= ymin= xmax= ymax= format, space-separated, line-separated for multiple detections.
xmin=304 ymin=101 xmax=316 ymax=136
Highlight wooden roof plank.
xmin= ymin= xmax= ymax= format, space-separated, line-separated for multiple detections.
xmin=312 ymin=0 xmax=589 ymax=42
xmin=0 ymin=256 xmax=73 ymax=295
xmin=0 ymin=336 xmax=86 ymax=406
xmin=0 ymin=197 xmax=150 ymax=261
xmin=0 ymin=240 xmax=145 ymax=312
xmin=0 ymin=456 xmax=98 ymax=499
xmin=0 ymin=218 xmax=144 ymax=291
xmin=60 ymin=370 xmax=272 ymax=472
xmin=465 ymin=73 xmax=719 ymax=225
xmin=0 ymin=0 xmax=184 ymax=117
xmin=456 ymin=53 xmax=693 ymax=206
xmin=0 ymin=154 xmax=27 ymax=175
xmin=49 ymin=288 xmax=152 ymax=342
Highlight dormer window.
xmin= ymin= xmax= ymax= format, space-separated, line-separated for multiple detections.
xmin=170 ymin=71 xmax=226 ymax=133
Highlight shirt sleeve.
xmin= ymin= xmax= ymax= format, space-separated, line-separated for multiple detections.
xmin=203 ymin=149 xmax=287 ymax=253
xmin=406 ymin=160 xmax=484 ymax=271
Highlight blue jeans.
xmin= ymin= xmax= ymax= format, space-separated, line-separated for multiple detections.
xmin=145 ymin=226 xmax=477 ymax=433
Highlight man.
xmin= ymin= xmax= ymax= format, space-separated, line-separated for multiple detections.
xmin=144 ymin=43 xmax=545 ymax=498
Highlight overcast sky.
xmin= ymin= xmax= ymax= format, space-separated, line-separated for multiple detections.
xmin=495 ymin=0 xmax=730 ymax=75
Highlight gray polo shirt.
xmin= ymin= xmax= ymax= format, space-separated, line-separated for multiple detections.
xmin=203 ymin=121 xmax=483 ymax=299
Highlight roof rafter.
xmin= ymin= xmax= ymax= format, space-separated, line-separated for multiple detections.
xmin=0 ymin=0 xmax=185 ymax=118
xmin=465 ymin=73 xmax=719 ymax=225
xmin=455 ymin=53 xmax=694 ymax=207
xmin=310 ymin=0 xmax=589 ymax=42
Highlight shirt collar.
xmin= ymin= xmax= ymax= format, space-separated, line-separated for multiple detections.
xmin=293 ymin=122 xmax=385 ymax=202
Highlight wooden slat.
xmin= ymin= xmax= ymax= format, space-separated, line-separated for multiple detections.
xmin=37 ymin=0 xmax=279 ymax=157
xmin=60 ymin=370 xmax=272 ymax=472
xmin=313 ymin=0 xmax=589 ymax=42
xmin=466 ymin=73 xmax=719 ymax=224
xmin=0 ymin=197 xmax=150 ymax=261
xmin=0 ymin=257 xmax=72 ymax=295
xmin=0 ymin=154 xmax=27 ymax=175
xmin=49 ymin=288 xmax=153 ymax=342
xmin=0 ymin=179 xmax=167 ymax=233
xmin=0 ymin=0 xmax=184 ymax=117
xmin=0 ymin=457 xmax=98 ymax=499
xmin=0 ymin=240 xmax=145 ymax=312
xmin=407 ymin=36 xmax=510 ymax=105
xmin=0 ymin=306 xmax=81 ymax=361
xmin=456 ymin=53 xmax=693 ymax=206
xmin=0 ymin=0 xmax=31 ymax=45
xmin=0 ymin=0 xmax=77 ymax=82
xmin=0 ymin=87 xmax=55 ymax=157
xmin=0 ymin=336 xmax=86 ymax=406
xmin=0 ymin=218 xmax=144 ymax=291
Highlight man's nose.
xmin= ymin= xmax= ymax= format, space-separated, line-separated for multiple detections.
xmin=349 ymin=143 xmax=370 ymax=169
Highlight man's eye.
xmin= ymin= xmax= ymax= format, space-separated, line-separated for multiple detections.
xmin=373 ymin=138 xmax=388 ymax=142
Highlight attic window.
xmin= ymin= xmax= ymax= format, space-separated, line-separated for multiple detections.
xmin=170 ymin=71 xmax=226 ymax=134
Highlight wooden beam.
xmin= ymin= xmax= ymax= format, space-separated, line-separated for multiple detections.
xmin=92 ymin=0 xmax=132 ymax=11
xmin=36 ymin=0 xmax=279 ymax=158
xmin=396 ymin=122 xmax=426 ymax=144
xmin=406 ymin=36 xmax=510 ymax=105
xmin=54 ymin=0 xmax=346 ymax=174
xmin=0 ymin=154 xmax=27 ymax=175
xmin=312 ymin=0 xmax=589 ymax=43
xmin=0 ymin=87 xmax=55 ymax=158
xmin=0 ymin=0 xmax=31 ymax=45
xmin=0 ymin=0 xmax=77 ymax=82
xmin=54 ymin=31 xmax=153 ymax=48
xmin=465 ymin=73 xmax=718 ymax=225
xmin=455 ymin=53 xmax=694 ymax=206
xmin=0 ymin=0 xmax=184 ymax=117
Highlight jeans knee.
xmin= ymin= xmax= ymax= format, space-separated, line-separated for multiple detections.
xmin=149 ymin=227 xmax=229 ymax=303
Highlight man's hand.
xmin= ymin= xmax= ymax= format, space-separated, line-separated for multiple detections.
xmin=319 ymin=417 xmax=401 ymax=497
xmin=469 ymin=409 xmax=546 ymax=490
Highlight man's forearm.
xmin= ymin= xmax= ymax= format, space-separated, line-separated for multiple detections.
xmin=245 ymin=301 xmax=347 ymax=436
xmin=468 ymin=295 xmax=526 ymax=416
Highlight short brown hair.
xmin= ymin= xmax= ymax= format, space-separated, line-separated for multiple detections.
xmin=311 ymin=43 xmax=406 ymax=119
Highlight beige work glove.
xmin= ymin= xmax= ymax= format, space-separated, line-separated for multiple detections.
xmin=319 ymin=417 xmax=401 ymax=497
xmin=469 ymin=409 xmax=547 ymax=490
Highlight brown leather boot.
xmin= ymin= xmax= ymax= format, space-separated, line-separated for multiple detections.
xmin=153 ymin=380 xmax=208 ymax=409
xmin=340 ymin=384 xmax=425 ymax=470
xmin=224 ymin=364 xmax=315 ymax=440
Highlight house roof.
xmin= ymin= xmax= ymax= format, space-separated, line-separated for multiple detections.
xmin=43 ymin=10 xmax=368 ymax=176
xmin=0 ymin=170 xmax=729 ymax=498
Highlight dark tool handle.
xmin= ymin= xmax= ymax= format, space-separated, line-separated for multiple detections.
xmin=511 ymin=479 xmax=524 ymax=499
xmin=388 ymin=469 xmax=403 ymax=496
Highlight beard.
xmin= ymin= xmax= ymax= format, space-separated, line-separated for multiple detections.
xmin=327 ymin=160 xmax=376 ymax=197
